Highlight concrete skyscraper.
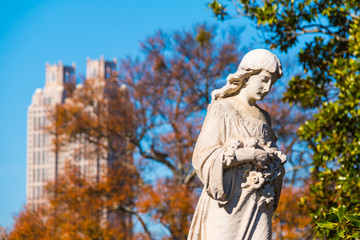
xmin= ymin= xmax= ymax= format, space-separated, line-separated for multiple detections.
xmin=26 ymin=57 xmax=117 ymax=209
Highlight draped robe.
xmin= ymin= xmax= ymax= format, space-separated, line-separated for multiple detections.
xmin=188 ymin=98 xmax=285 ymax=240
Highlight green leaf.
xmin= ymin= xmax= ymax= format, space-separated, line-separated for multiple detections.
xmin=330 ymin=207 xmax=339 ymax=216
xmin=316 ymin=220 xmax=337 ymax=229
xmin=325 ymin=212 xmax=339 ymax=223
xmin=339 ymin=205 xmax=347 ymax=221
xmin=347 ymin=233 xmax=360 ymax=238
xmin=345 ymin=214 xmax=360 ymax=228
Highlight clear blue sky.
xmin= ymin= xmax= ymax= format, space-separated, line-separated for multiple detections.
xmin=0 ymin=0 xmax=266 ymax=228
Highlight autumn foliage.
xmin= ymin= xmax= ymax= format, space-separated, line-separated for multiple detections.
xmin=137 ymin=180 xmax=198 ymax=239
xmin=5 ymin=207 xmax=46 ymax=240
xmin=5 ymin=160 xmax=138 ymax=240
xmin=272 ymin=184 xmax=313 ymax=239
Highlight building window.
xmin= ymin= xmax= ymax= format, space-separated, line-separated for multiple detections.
xmin=35 ymin=186 xmax=38 ymax=199
xmin=34 ymin=117 xmax=37 ymax=130
xmin=39 ymin=150 xmax=42 ymax=164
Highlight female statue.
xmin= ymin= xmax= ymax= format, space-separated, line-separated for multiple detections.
xmin=188 ymin=49 xmax=287 ymax=240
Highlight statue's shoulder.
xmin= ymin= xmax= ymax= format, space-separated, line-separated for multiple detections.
xmin=208 ymin=98 xmax=240 ymax=116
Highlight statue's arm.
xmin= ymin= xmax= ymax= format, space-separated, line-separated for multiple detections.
xmin=224 ymin=148 xmax=270 ymax=169
xmin=224 ymin=148 xmax=255 ymax=169
xmin=192 ymin=104 xmax=236 ymax=202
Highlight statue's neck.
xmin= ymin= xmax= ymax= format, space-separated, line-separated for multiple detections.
xmin=234 ymin=91 xmax=257 ymax=107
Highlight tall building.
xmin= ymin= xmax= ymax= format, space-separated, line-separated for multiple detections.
xmin=26 ymin=57 xmax=117 ymax=209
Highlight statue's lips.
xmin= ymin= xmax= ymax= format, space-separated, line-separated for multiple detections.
xmin=258 ymin=92 xmax=265 ymax=97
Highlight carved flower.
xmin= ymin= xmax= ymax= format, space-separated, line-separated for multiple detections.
xmin=243 ymin=137 xmax=259 ymax=148
xmin=241 ymin=171 xmax=265 ymax=190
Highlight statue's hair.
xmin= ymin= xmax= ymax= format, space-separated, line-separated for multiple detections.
xmin=211 ymin=49 xmax=283 ymax=101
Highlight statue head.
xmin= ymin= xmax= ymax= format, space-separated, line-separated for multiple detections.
xmin=211 ymin=49 xmax=282 ymax=101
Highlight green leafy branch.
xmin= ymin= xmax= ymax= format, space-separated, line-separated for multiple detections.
xmin=317 ymin=205 xmax=360 ymax=239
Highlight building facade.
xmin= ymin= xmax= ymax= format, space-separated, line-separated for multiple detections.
xmin=26 ymin=57 xmax=118 ymax=209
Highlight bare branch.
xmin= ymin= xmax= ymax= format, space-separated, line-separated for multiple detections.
xmin=285 ymin=164 xmax=312 ymax=174
xmin=117 ymin=205 xmax=154 ymax=240
xmin=184 ymin=169 xmax=197 ymax=185
xmin=130 ymin=138 xmax=177 ymax=173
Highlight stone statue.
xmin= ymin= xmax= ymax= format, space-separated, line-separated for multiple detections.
xmin=187 ymin=49 xmax=287 ymax=240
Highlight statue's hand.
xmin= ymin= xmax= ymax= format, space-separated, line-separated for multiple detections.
xmin=253 ymin=149 xmax=270 ymax=169
xmin=233 ymin=148 xmax=269 ymax=169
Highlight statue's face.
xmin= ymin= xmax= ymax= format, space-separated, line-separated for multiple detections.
xmin=243 ymin=70 xmax=273 ymax=101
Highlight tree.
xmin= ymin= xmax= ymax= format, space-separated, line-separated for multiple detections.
xmin=208 ymin=0 xmax=360 ymax=238
xmin=44 ymin=162 xmax=139 ymax=240
xmin=5 ymin=162 xmax=140 ymax=240
xmin=47 ymin=76 xmax=140 ymax=239
xmin=50 ymin=76 xmax=135 ymax=182
xmin=5 ymin=207 xmax=46 ymax=240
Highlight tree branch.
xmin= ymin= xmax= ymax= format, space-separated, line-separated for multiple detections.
xmin=296 ymin=26 xmax=348 ymax=42
xmin=285 ymin=163 xmax=312 ymax=174
xmin=117 ymin=205 xmax=154 ymax=240
xmin=130 ymin=137 xmax=177 ymax=173
xmin=183 ymin=169 xmax=197 ymax=185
